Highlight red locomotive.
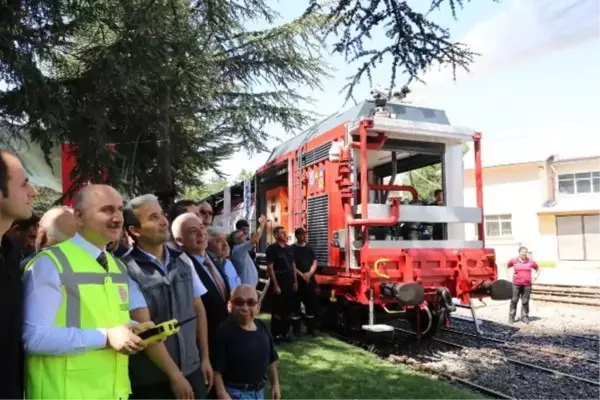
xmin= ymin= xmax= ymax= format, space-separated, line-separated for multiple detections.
xmin=207 ymin=97 xmax=512 ymax=336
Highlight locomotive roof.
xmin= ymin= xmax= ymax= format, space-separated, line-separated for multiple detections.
xmin=266 ymin=100 xmax=451 ymax=163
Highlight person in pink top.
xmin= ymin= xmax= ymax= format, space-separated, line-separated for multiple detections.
xmin=507 ymin=246 xmax=541 ymax=324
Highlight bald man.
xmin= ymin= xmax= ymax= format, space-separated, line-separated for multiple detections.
xmin=22 ymin=185 xmax=149 ymax=399
xmin=35 ymin=206 xmax=77 ymax=252
xmin=212 ymin=285 xmax=281 ymax=400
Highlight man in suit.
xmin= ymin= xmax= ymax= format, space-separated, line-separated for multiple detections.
xmin=206 ymin=227 xmax=240 ymax=292
xmin=171 ymin=214 xmax=232 ymax=352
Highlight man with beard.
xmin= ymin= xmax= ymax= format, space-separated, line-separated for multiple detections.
xmin=122 ymin=194 xmax=213 ymax=399
xmin=265 ymin=226 xmax=298 ymax=343
xmin=22 ymin=184 xmax=147 ymax=399
xmin=291 ymin=228 xmax=318 ymax=337
xmin=0 ymin=149 xmax=38 ymax=399
xmin=6 ymin=213 xmax=40 ymax=261
xmin=213 ymin=285 xmax=280 ymax=400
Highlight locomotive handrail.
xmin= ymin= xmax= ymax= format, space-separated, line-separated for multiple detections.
xmin=347 ymin=198 xmax=400 ymax=227
xmin=356 ymin=204 xmax=483 ymax=224
xmin=373 ymin=258 xmax=391 ymax=279
xmin=369 ymin=184 xmax=418 ymax=202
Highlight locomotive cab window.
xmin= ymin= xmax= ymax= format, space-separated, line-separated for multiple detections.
xmin=352 ymin=138 xmax=448 ymax=242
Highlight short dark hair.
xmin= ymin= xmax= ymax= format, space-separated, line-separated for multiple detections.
xmin=0 ymin=149 xmax=13 ymax=198
xmin=434 ymin=189 xmax=443 ymax=196
xmin=294 ymin=227 xmax=306 ymax=236
xmin=273 ymin=226 xmax=285 ymax=236
xmin=168 ymin=199 xmax=197 ymax=222
xmin=10 ymin=214 xmax=40 ymax=231
xmin=235 ymin=219 xmax=249 ymax=230
xmin=123 ymin=194 xmax=159 ymax=241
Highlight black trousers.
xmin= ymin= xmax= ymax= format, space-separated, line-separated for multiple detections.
xmin=130 ymin=368 xmax=207 ymax=399
xmin=296 ymin=278 xmax=318 ymax=333
xmin=509 ymin=284 xmax=532 ymax=318
xmin=271 ymin=277 xmax=297 ymax=338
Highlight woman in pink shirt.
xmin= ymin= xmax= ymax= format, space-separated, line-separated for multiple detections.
xmin=507 ymin=246 xmax=541 ymax=324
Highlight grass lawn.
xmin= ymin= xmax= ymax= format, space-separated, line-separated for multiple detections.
xmin=258 ymin=316 xmax=480 ymax=399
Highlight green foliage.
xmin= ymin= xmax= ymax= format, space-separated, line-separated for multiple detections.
xmin=403 ymin=144 xmax=469 ymax=202
xmin=305 ymin=0 xmax=497 ymax=101
xmin=0 ymin=0 xmax=330 ymax=199
xmin=404 ymin=166 xmax=442 ymax=203
xmin=182 ymin=168 xmax=254 ymax=200
xmin=31 ymin=186 xmax=62 ymax=215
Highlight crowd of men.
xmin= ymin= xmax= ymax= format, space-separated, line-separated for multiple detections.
xmin=0 ymin=149 xmax=319 ymax=400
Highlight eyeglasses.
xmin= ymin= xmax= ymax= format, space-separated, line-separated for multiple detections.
xmin=232 ymin=298 xmax=259 ymax=307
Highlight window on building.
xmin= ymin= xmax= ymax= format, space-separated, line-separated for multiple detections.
xmin=485 ymin=214 xmax=512 ymax=238
xmin=558 ymin=171 xmax=600 ymax=194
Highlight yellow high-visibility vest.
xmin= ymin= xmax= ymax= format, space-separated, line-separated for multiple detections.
xmin=24 ymin=239 xmax=131 ymax=399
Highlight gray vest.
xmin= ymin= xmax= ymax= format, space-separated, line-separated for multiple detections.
xmin=123 ymin=247 xmax=200 ymax=387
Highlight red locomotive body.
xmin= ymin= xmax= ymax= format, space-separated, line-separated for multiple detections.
xmin=210 ymin=99 xmax=512 ymax=335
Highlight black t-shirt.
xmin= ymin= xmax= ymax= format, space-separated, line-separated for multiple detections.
xmin=292 ymin=244 xmax=316 ymax=273
xmin=0 ymin=235 xmax=24 ymax=399
xmin=265 ymin=243 xmax=294 ymax=279
xmin=212 ymin=318 xmax=279 ymax=385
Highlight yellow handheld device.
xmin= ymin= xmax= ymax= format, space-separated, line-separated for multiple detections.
xmin=138 ymin=316 xmax=198 ymax=345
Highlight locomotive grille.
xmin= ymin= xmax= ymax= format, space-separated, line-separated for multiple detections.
xmin=307 ymin=195 xmax=329 ymax=267
xmin=301 ymin=142 xmax=332 ymax=167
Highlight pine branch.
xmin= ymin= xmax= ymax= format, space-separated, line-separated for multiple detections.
xmin=305 ymin=0 xmax=491 ymax=102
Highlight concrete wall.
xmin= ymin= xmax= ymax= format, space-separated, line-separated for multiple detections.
xmin=464 ymin=157 xmax=600 ymax=266
xmin=464 ymin=162 xmax=544 ymax=262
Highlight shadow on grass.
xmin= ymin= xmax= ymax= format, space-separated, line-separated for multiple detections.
xmin=274 ymin=335 xmax=480 ymax=399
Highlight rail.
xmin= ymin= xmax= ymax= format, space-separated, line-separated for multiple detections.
xmin=531 ymin=284 xmax=600 ymax=307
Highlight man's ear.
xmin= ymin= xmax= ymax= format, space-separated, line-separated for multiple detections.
xmin=174 ymin=236 xmax=184 ymax=247
xmin=227 ymin=301 xmax=232 ymax=313
xmin=127 ymin=226 xmax=141 ymax=242
xmin=36 ymin=228 xmax=47 ymax=252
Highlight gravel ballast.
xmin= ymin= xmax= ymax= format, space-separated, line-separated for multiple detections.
xmin=391 ymin=299 xmax=600 ymax=399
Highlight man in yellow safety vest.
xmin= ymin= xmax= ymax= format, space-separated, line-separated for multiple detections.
xmin=22 ymin=184 xmax=150 ymax=399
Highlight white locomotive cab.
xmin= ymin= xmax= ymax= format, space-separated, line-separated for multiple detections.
xmin=348 ymin=112 xmax=482 ymax=249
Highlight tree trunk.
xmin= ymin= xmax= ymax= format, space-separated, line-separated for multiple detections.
xmin=156 ymin=79 xmax=174 ymax=209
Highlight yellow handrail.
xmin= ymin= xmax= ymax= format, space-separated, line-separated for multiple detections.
xmin=373 ymin=258 xmax=391 ymax=279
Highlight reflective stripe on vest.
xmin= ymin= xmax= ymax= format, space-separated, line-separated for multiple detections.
xmin=44 ymin=246 xmax=128 ymax=328
xmin=25 ymin=239 xmax=131 ymax=400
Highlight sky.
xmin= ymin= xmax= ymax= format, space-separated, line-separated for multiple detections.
xmin=216 ymin=0 xmax=600 ymax=182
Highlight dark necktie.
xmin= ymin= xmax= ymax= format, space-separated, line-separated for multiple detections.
xmin=97 ymin=251 xmax=109 ymax=271
xmin=204 ymin=257 xmax=226 ymax=301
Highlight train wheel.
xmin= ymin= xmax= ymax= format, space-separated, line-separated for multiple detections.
xmin=407 ymin=309 xmax=444 ymax=337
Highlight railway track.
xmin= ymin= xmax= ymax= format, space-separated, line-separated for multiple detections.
xmin=392 ymin=326 xmax=600 ymax=399
xmin=320 ymin=322 xmax=600 ymax=400
xmin=532 ymin=284 xmax=600 ymax=307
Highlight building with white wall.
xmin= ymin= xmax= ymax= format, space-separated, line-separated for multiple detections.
xmin=463 ymin=138 xmax=599 ymax=266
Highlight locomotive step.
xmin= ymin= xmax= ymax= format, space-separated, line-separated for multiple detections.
xmin=362 ymin=324 xmax=395 ymax=333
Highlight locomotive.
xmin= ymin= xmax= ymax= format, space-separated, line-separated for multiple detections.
xmin=205 ymin=95 xmax=513 ymax=336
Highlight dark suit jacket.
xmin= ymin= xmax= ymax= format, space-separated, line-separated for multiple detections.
xmin=187 ymin=253 xmax=231 ymax=354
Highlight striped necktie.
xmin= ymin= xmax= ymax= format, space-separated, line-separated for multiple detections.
xmin=204 ymin=257 xmax=226 ymax=300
